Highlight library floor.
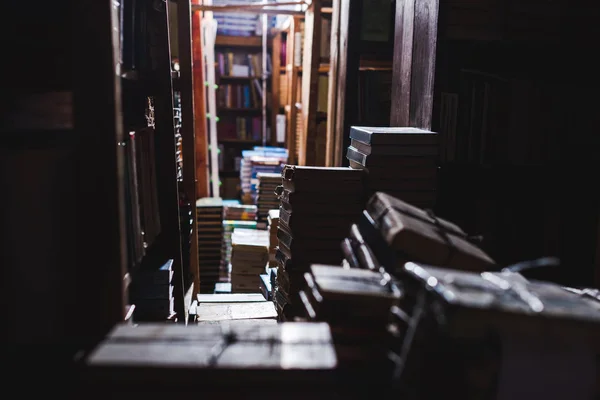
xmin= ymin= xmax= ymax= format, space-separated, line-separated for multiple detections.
xmin=195 ymin=292 xmax=278 ymax=323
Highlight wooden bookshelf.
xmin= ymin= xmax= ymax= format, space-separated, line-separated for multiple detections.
xmin=214 ymin=33 xmax=277 ymax=200
xmin=215 ymin=34 xmax=271 ymax=48
xmin=327 ymin=0 xmax=395 ymax=167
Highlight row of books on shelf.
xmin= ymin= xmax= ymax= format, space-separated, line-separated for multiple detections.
xmin=212 ymin=3 xmax=277 ymax=37
xmin=438 ymin=69 xmax=563 ymax=165
xmin=216 ymin=52 xmax=270 ymax=78
xmin=218 ymin=116 xmax=262 ymax=141
xmin=123 ymin=127 xmax=161 ymax=269
xmin=216 ymin=82 xmax=262 ymax=109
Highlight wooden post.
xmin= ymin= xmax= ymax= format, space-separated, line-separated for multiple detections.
xmin=325 ymin=0 xmax=341 ymax=167
xmin=595 ymin=216 xmax=600 ymax=288
xmin=151 ymin=1 xmax=185 ymax=320
xmin=390 ymin=0 xmax=439 ymax=129
xmin=285 ymin=17 xmax=301 ymax=164
xmin=73 ymin=0 xmax=126 ymax=349
xmin=178 ymin=0 xmax=200 ymax=300
xmin=300 ymin=0 xmax=322 ymax=166
xmin=334 ymin=0 xmax=363 ymax=166
xmin=271 ymin=31 xmax=282 ymax=146
xmin=192 ymin=1 xmax=210 ymax=199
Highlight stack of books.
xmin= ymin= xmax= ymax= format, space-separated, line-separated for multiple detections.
xmin=82 ymin=322 xmax=338 ymax=397
xmin=344 ymin=192 xmax=496 ymax=277
xmin=346 ymin=127 xmax=439 ymax=210
xmin=221 ymin=201 xmax=257 ymax=282
xmin=256 ymin=172 xmax=282 ymax=229
xmin=221 ymin=219 xmax=256 ymax=284
xmin=388 ymin=261 xmax=600 ymax=399
xmin=230 ymin=228 xmax=270 ymax=293
xmin=298 ymin=264 xmax=401 ymax=393
xmin=239 ymin=147 xmax=287 ymax=204
xmin=196 ymin=198 xmax=224 ymax=293
xmin=130 ymin=260 xmax=174 ymax=321
xmin=274 ymin=166 xmax=365 ymax=320
xmin=222 ymin=202 xmax=257 ymax=221
xmin=267 ymin=209 xmax=279 ymax=268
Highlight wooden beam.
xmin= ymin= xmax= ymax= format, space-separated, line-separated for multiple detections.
xmin=191 ymin=3 xmax=305 ymax=16
xmin=151 ymin=1 xmax=185 ymax=320
xmin=285 ymin=17 xmax=301 ymax=164
xmin=177 ymin=0 xmax=200 ymax=302
xmin=299 ymin=0 xmax=322 ymax=166
xmin=271 ymin=32 xmax=282 ymax=146
xmin=73 ymin=0 xmax=125 ymax=349
xmin=192 ymin=1 xmax=209 ymax=199
xmin=390 ymin=0 xmax=439 ymax=129
xmin=325 ymin=0 xmax=341 ymax=167
xmin=334 ymin=0 xmax=362 ymax=167
xmin=596 ymin=215 xmax=600 ymax=288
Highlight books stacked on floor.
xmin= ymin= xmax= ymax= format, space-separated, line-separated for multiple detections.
xmin=298 ymin=264 xmax=401 ymax=394
xmin=388 ymin=260 xmax=600 ymax=399
xmin=221 ymin=201 xmax=257 ymax=280
xmin=82 ymin=322 xmax=338 ymax=397
xmin=221 ymin=220 xmax=257 ymax=284
xmin=196 ymin=197 xmax=224 ymax=294
xmin=274 ymin=165 xmax=366 ymax=321
xmin=231 ymin=228 xmax=270 ymax=293
xmin=349 ymin=192 xmax=496 ymax=277
xmin=267 ymin=209 xmax=279 ymax=268
xmin=346 ymin=127 xmax=439 ymax=209
xmin=239 ymin=147 xmax=287 ymax=204
xmin=223 ymin=201 xmax=257 ymax=221
xmin=259 ymin=273 xmax=272 ymax=300
xmin=130 ymin=259 xmax=175 ymax=321
xmin=256 ymin=172 xmax=282 ymax=229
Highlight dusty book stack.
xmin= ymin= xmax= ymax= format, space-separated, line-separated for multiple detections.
xmin=130 ymin=259 xmax=175 ymax=321
xmin=388 ymin=261 xmax=600 ymax=399
xmin=341 ymin=192 xmax=496 ymax=276
xmin=81 ymin=322 xmax=339 ymax=398
xmin=196 ymin=198 xmax=225 ymax=293
xmin=346 ymin=127 xmax=439 ymax=210
xmin=230 ymin=228 xmax=270 ymax=293
xmin=221 ymin=202 xmax=257 ymax=284
xmin=273 ymin=166 xmax=366 ymax=321
xmin=256 ymin=172 xmax=282 ymax=229
xmin=298 ymin=264 xmax=400 ymax=393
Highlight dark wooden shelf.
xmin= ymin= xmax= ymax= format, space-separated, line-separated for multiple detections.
xmin=218 ymin=138 xmax=262 ymax=145
xmin=215 ymin=35 xmax=272 ymax=48
xmin=218 ymin=75 xmax=262 ymax=81
xmin=219 ymin=170 xmax=241 ymax=177
xmin=219 ymin=107 xmax=262 ymax=113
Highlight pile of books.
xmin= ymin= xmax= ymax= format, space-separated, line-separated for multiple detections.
xmin=239 ymin=147 xmax=287 ymax=204
xmin=342 ymin=192 xmax=496 ymax=276
xmin=82 ymin=322 xmax=338 ymax=397
xmin=196 ymin=198 xmax=224 ymax=293
xmin=274 ymin=166 xmax=365 ymax=320
xmin=256 ymin=172 xmax=282 ymax=229
xmin=221 ymin=201 xmax=257 ymax=282
xmin=221 ymin=219 xmax=257 ymax=284
xmin=130 ymin=259 xmax=174 ymax=321
xmin=346 ymin=127 xmax=439 ymax=210
xmin=222 ymin=201 xmax=257 ymax=221
xmin=298 ymin=264 xmax=401 ymax=394
xmin=267 ymin=209 xmax=279 ymax=268
xmin=230 ymin=228 xmax=270 ymax=293
xmin=389 ymin=261 xmax=600 ymax=399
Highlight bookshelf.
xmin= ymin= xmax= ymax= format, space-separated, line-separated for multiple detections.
xmin=116 ymin=0 xmax=191 ymax=323
xmin=214 ymin=33 xmax=277 ymax=199
xmin=278 ymin=5 xmax=332 ymax=166
xmin=328 ymin=0 xmax=395 ymax=167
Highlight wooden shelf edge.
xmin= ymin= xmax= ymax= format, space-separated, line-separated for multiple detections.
xmin=215 ymin=35 xmax=272 ymax=48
